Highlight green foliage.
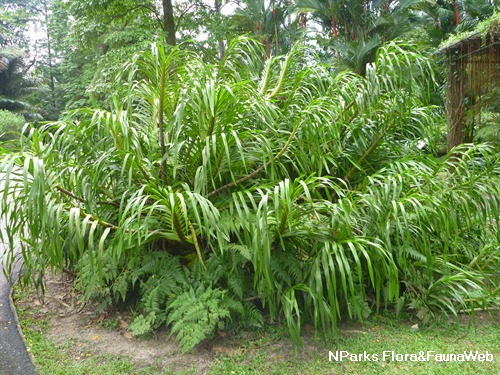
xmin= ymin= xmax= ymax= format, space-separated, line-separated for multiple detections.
xmin=0 ymin=47 xmax=44 ymax=119
xmin=232 ymin=0 xmax=299 ymax=57
xmin=0 ymin=109 xmax=25 ymax=140
xmin=1 ymin=37 xmax=499 ymax=352
xmin=474 ymin=87 xmax=500 ymax=146
xmin=294 ymin=0 xmax=421 ymax=73
xmin=440 ymin=9 xmax=500 ymax=50
xmin=0 ymin=0 xmax=34 ymax=48
xmin=129 ymin=312 xmax=157 ymax=337
xmin=167 ymin=284 xmax=243 ymax=352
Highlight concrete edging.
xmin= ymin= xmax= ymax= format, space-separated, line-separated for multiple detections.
xmin=8 ymin=265 xmax=39 ymax=371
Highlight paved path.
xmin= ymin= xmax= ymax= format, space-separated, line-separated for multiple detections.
xmin=0 ymin=170 xmax=38 ymax=375
xmin=0 ymin=260 xmax=38 ymax=374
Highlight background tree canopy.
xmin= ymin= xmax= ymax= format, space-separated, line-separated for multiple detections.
xmin=0 ymin=0 xmax=499 ymax=351
xmin=2 ymin=0 xmax=497 ymax=118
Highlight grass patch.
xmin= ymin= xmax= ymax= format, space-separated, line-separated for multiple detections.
xmin=209 ymin=316 xmax=500 ymax=374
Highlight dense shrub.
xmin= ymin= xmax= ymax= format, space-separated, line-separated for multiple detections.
xmin=1 ymin=38 xmax=498 ymax=351
xmin=0 ymin=109 xmax=25 ymax=140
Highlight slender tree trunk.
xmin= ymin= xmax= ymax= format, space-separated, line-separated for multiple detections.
xmin=363 ymin=0 xmax=369 ymax=39
xmin=215 ymin=0 xmax=225 ymax=60
xmin=162 ymin=0 xmax=176 ymax=45
xmin=218 ymin=39 xmax=226 ymax=61
xmin=300 ymin=13 xmax=306 ymax=28
xmin=342 ymin=0 xmax=349 ymax=39
xmin=383 ymin=0 xmax=389 ymax=14
xmin=272 ymin=7 xmax=278 ymax=53
xmin=42 ymin=0 xmax=56 ymax=113
xmin=331 ymin=17 xmax=337 ymax=37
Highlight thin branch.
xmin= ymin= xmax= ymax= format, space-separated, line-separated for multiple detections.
xmin=56 ymin=185 xmax=87 ymax=203
xmin=56 ymin=185 xmax=119 ymax=230
xmin=77 ymin=207 xmax=119 ymax=230
xmin=337 ymin=99 xmax=357 ymax=135
xmin=56 ymin=185 xmax=118 ymax=207
xmin=207 ymin=122 xmax=300 ymax=198
xmin=343 ymin=131 xmax=386 ymax=183
xmin=174 ymin=3 xmax=198 ymax=32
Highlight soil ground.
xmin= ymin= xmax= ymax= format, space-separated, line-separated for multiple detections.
xmin=15 ymin=273 xmax=323 ymax=374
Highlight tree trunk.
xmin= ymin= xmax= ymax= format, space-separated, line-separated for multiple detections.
xmin=300 ymin=13 xmax=306 ymax=28
xmin=273 ymin=7 xmax=278 ymax=53
xmin=42 ymin=0 xmax=56 ymax=114
xmin=215 ymin=0 xmax=225 ymax=60
xmin=331 ymin=17 xmax=337 ymax=37
xmin=162 ymin=0 xmax=176 ymax=45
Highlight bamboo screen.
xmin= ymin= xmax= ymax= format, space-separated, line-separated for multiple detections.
xmin=443 ymin=23 xmax=500 ymax=151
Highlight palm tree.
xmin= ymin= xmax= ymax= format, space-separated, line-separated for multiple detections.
xmin=416 ymin=0 xmax=495 ymax=45
xmin=457 ymin=0 xmax=496 ymax=31
xmin=293 ymin=0 xmax=344 ymax=38
xmin=294 ymin=0 xmax=419 ymax=73
xmin=232 ymin=0 xmax=296 ymax=57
